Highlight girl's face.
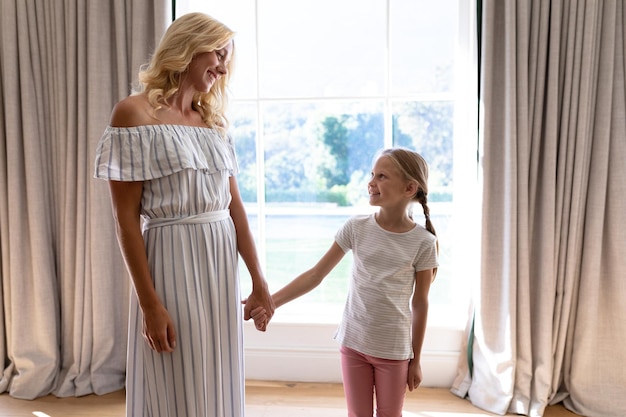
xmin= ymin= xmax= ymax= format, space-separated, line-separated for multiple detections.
xmin=186 ymin=40 xmax=233 ymax=92
xmin=368 ymin=156 xmax=413 ymax=208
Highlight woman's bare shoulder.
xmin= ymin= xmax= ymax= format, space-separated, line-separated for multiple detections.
xmin=109 ymin=94 xmax=156 ymax=127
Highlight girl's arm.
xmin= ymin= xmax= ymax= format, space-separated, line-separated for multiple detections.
xmin=229 ymin=177 xmax=275 ymax=330
xmin=109 ymin=180 xmax=177 ymax=353
xmin=272 ymin=242 xmax=346 ymax=308
xmin=407 ymin=268 xmax=433 ymax=391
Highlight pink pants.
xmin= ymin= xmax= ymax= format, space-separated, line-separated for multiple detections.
xmin=340 ymin=345 xmax=409 ymax=417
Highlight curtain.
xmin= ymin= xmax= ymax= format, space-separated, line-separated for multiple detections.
xmin=451 ymin=1 xmax=626 ymax=416
xmin=0 ymin=0 xmax=169 ymax=399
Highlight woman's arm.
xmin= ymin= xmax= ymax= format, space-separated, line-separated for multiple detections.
xmin=407 ymin=268 xmax=433 ymax=391
xmin=228 ymin=177 xmax=275 ymax=330
xmin=108 ymin=180 xmax=176 ymax=353
xmin=272 ymin=242 xmax=346 ymax=308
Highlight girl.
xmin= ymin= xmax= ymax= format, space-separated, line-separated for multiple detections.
xmin=252 ymin=147 xmax=438 ymax=417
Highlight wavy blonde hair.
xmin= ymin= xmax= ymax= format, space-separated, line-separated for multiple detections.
xmin=136 ymin=12 xmax=236 ymax=133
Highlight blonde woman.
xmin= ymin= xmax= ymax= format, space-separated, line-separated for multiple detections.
xmin=94 ymin=13 xmax=274 ymax=417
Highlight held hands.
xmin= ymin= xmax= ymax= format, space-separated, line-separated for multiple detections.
xmin=142 ymin=303 xmax=177 ymax=353
xmin=242 ymin=284 xmax=275 ymax=332
xmin=247 ymin=304 xmax=269 ymax=330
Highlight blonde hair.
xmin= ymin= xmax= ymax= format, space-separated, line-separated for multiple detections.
xmin=379 ymin=147 xmax=437 ymax=237
xmin=379 ymin=147 xmax=438 ymax=278
xmin=136 ymin=12 xmax=236 ymax=133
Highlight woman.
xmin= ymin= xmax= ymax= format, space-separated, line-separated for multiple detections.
xmin=94 ymin=12 xmax=274 ymax=417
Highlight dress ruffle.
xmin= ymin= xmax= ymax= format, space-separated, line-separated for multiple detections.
xmin=93 ymin=124 xmax=237 ymax=181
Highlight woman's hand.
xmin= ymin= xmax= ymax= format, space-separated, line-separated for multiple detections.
xmin=242 ymin=299 xmax=269 ymax=331
xmin=243 ymin=285 xmax=275 ymax=331
xmin=142 ymin=304 xmax=177 ymax=353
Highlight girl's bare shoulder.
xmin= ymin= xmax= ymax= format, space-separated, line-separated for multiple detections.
xmin=109 ymin=94 xmax=156 ymax=127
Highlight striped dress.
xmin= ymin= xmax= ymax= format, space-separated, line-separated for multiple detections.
xmin=94 ymin=124 xmax=245 ymax=417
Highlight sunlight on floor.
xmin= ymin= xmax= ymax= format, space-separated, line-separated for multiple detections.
xmin=32 ymin=412 xmax=51 ymax=417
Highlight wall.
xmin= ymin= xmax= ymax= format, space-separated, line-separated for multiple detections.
xmin=243 ymin=321 xmax=463 ymax=387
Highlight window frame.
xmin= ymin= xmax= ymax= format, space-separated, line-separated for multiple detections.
xmin=176 ymin=0 xmax=479 ymax=386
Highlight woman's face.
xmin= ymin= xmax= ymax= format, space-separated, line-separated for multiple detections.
xmin=186 ymin=40 xmax=233 ymax=92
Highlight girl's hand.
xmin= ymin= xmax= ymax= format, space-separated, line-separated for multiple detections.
xmin=243 ymin=286 xmax=276 ymax=331
xmin=250 ymin=305 xmax=268 ymax=330
xmin=407 ymin=359 xmax=423 ymax=391
xmin=242 ymin=299 xmax=270 ymax=331
xmin=142 ymin=304 xmax=177 ymax=353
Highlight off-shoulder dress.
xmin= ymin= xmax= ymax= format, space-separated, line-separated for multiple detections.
xmin=94 ymin=124 xmax=245 ymax=417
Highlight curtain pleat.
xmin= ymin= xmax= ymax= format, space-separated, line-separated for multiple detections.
xmin=0 ymin=0 xmax=169 ymax=399
xmin=451 ymin=1 xmax=626 ymax=416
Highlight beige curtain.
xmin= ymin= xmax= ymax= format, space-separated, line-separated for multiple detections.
xmin=452 ymin=1 xmax=626 ymax=416
xmin=0 ymin=0 xmax=169 ymax=399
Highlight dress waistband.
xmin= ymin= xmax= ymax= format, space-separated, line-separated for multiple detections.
xmin=142 ymin=210 xmax=230 ymax=231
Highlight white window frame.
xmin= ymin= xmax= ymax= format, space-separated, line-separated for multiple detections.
xmin=176 ymin=0 xmax=479 ymax=387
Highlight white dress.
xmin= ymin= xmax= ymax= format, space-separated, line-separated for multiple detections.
xmin=94 ymin=124 xmax=244 ymax=417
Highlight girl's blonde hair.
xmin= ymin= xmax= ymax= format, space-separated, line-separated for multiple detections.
xmin=136 ymin=12 xmax=235 ymax=133
xmin=379 ymin=147 xmax=438 ymax=276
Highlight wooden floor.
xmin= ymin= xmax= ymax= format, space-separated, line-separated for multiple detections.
xmin=0 ymin=380 xmax=580 ymax=417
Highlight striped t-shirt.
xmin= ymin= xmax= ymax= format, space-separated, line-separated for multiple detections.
xmin=333 ymin=214 xmax=438 ymax=360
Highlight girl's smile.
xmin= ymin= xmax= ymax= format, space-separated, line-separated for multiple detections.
xmin=368 ymin=156 xmax=410 ymax=207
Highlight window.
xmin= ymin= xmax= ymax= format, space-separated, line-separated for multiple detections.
xmin=177 ymin=0 xmax=479 ymax=385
